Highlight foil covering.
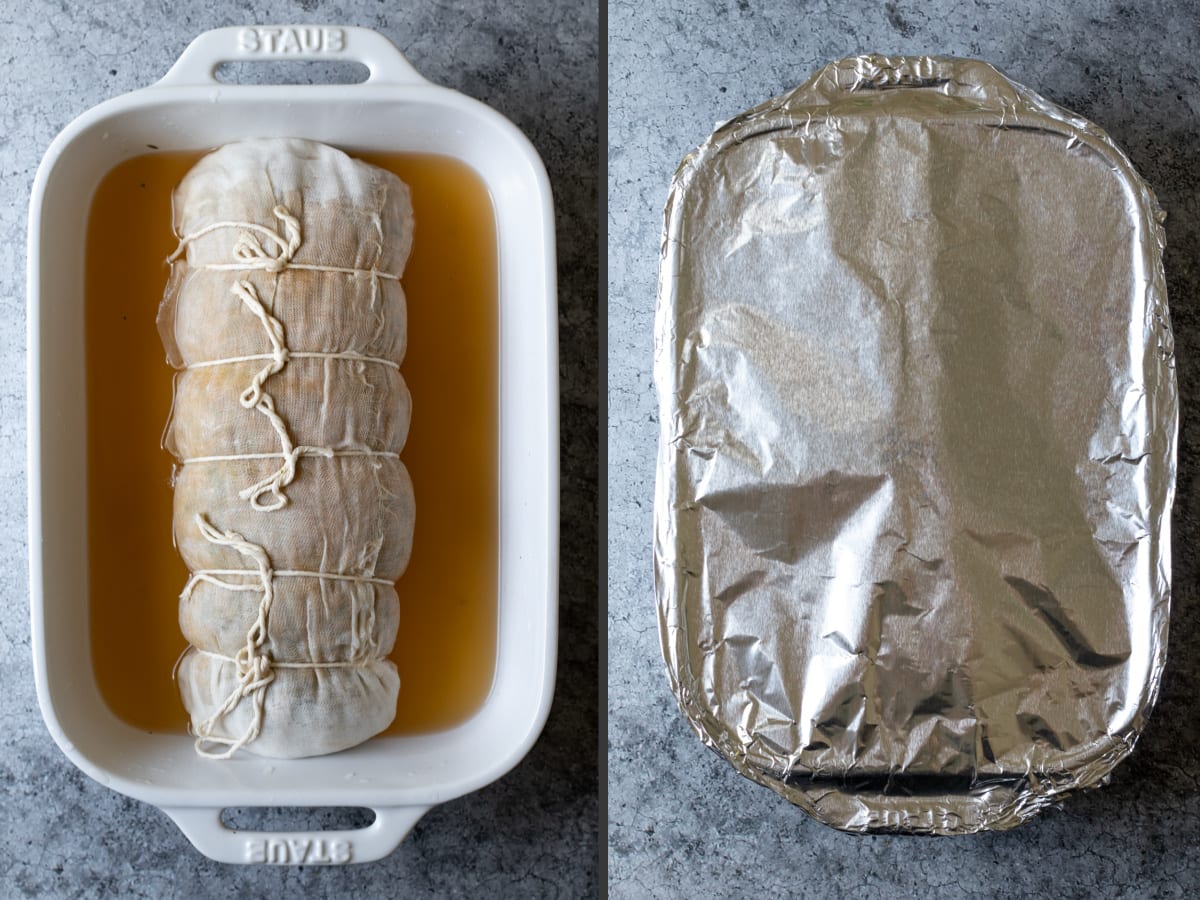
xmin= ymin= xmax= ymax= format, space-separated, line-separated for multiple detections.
xmin=653 ymin=55 xmax=1176 ymax=834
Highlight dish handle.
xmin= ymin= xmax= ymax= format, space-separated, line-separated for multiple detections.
xmin=157 ymin=25 xmax=427 ymax=87
xmin=163 ymin=805 xmax=430 ymax=865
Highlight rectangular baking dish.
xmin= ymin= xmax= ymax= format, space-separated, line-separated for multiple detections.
xmin=28 ymin=25 xmax=558 ymax=865
xmin=653 ymin=54 xmax=1172 ymax=834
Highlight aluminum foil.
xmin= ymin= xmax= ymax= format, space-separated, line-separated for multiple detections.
xmin=653 ymin=55 xmax=1176 ymax=834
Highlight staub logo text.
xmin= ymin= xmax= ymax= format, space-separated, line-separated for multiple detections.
xmin=237 ymin=27 xmax=346 ymax=54
xmin=245 ymin=837 xmax=353 ymax=864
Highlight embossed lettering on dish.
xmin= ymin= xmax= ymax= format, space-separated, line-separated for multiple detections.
xmin=237 ymin=27 xmax=346 ymax=55
xmin=244 ymin=837 xmax=353 ymax=864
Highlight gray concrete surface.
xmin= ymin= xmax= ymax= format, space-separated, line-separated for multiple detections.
xmin=608 ymin=1 xmax=1200 ymax=896
xmin=1 ymin=1 xmax=597 ymax=896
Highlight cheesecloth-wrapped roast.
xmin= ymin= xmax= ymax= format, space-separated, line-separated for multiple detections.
xmin=158 ymin=138 xmax=415 ymax=759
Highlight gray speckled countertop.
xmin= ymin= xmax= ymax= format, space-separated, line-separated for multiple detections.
xmin=608 ymin=1 xmax=1199 ymax=896
xmin=1 ymin=1 xmax=597 ymax=896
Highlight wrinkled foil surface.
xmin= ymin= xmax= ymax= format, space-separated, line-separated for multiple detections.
xmin=653 ymin=55 xmax=1176 ymax=834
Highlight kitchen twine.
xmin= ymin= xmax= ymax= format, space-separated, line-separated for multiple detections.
xmin=168 ymin=204 xmax=402 ymax=512
xmin=168 ymin=204 xmax=398 ymax=758
xmin=179 ymin=515 xmax=391 ymax=759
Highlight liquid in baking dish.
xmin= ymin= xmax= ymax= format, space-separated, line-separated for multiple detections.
xmin=86 ymin=149 xmax=499 ymax=741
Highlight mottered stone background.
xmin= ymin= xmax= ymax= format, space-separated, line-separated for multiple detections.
xmin=608 ymin=1 xmax=1200 ymax=897
xmin=0 ymin=1 xmax=598 ymax=896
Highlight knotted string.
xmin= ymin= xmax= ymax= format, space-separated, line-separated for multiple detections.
xmin=168 ymin=205 xmax=301 ymax=273
xmin=228 ymin=279 xmax=336 ymax=511
xmin=190 ymin=514 xmax=278 ymax=760
xmin=167 ymin=204 xmax=399 ymax=279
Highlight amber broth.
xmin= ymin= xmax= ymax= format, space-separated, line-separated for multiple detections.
xmin=86 ymin=150 xmax=498 ymax=735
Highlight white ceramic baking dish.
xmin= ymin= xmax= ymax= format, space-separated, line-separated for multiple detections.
xmin=27 ymin=25 xmax=557 ymax=865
